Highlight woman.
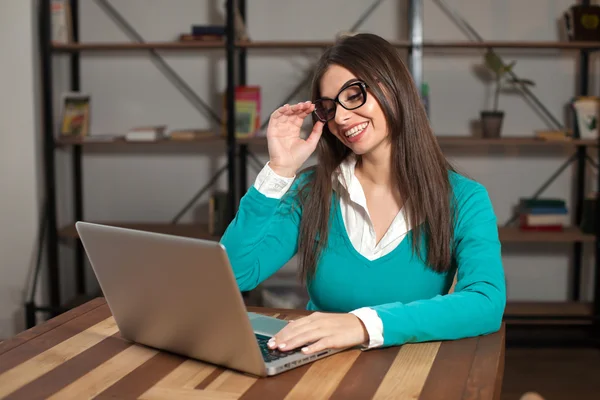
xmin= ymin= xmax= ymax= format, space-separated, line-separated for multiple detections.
xmin=220 ymin=33 xmax=506 ymax=356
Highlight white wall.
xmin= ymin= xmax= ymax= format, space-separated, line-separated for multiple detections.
xmin=1 ymin=0 xmax=596 ymax=336
xmin=0 ymin=0 xmax=42 ymax=338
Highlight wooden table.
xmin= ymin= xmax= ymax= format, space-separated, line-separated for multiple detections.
xmin=0 ymin=298 xmax=505 ymax=399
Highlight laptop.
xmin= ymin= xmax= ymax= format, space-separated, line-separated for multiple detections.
xmin=75 ymin=221 xmax=342 ymax=377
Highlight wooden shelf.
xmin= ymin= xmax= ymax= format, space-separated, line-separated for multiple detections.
xmin=504 ymin=301 xmax=594 ymax=325
xmin=436 ymin=136 xmax=597 ymax=147
xmin=58 ymin=222 xmax=221 ymax=241
xmin=498 ymin=227 xmax=594 ymax=243
xmin=51 ymin=40 xmax=600 ymax=52
xmin=52 ymin=41 xmax=227 ymax=52
xmin=422 ymin=40 xmax=600 ymax=49
xmin=55 ymin=136 xmax=223 ymax=147
xmin=237 ymin=40 xmax=358 ymax=49
xmin=51 ymin=40 xmax=405 ymax=52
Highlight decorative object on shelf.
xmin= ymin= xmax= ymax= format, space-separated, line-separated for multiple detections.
xmin=475 ymin=50 xmax=535 ymax=138
xmin=219 ymin=0 xmax=250 ymax=41
xmin=563 ymin=4 xmax=600 ymax=41
xmin=572 ymin=96 xmax=599 ymax=139
xmin=60 ymin=92 xmax=90 ymax=137
xmin=518 ymin=197 xmax=568 ymax=232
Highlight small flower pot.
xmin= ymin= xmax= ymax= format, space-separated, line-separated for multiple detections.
xmin=480 ymin=111 xmax=504 ymax=138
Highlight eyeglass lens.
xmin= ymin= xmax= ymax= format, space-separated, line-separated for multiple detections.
xmin=314 ymin=83 xmax=365 ymax=122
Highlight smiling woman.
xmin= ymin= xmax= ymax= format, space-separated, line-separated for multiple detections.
xmin=219 ymin=33 xmax=506 ymax=356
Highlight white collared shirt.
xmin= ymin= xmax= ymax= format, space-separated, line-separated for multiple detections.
xmin=253 ymin=156 xmax=412 ymax=349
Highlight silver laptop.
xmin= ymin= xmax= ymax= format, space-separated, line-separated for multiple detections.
xmin=75 ymin=221 xmax=341 ymax=377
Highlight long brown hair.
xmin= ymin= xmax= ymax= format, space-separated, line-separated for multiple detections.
xmin=295 ymin=33 xmax=457 ymax=284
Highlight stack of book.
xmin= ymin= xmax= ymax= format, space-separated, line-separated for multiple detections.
xmin=519 ymin=197 xmax=569 ymax=231
xmin=124 ymin=125 xmax=166 ymax=141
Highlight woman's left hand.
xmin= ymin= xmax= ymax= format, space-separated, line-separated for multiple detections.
xmin=268 ymin=312 xmax=369 ymax=355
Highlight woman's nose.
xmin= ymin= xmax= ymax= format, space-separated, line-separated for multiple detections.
xmin=334 ymin=103 xmax=352 ymax=125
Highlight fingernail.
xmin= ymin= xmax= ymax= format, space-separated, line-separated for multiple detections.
xmin=302 ymin=347 xmax=309 ymax=353
xmin=279 ymin=343 xmax=286 ymax=349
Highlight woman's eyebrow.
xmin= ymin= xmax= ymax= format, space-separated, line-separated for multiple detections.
xmin=321 ymin=78 xmax=361 ymax=98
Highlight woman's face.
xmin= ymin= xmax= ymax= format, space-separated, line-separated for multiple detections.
xmin=318 ymin=65 xmax=389 ymax=155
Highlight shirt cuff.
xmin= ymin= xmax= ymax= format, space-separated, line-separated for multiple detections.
xmin=350 ymin=307 xmax=384 ymax=350
xmin=253 ymin=162 xmax=295 ymax=199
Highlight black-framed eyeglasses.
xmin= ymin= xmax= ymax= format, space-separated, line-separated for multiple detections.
xmin=313 ymin=81 xmax=368 ymax=122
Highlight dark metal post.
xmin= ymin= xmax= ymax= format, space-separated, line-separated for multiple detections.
xmin=573 ymin=0 xmax=591 ymax=302
xmin=226 ymin=0 xmax=237 ymax=220
xmin=408 ymin=0 xmax=423 ymax=89
xmin=40 ymin=0 xmax=61 ymax=310
xmin=592 ymin=0 xmax=600 ymax=337
xmin=238 ymin=0 xmax=248 ymax=201
xmin=70 ymin=0 xmax=85 ymax=296
xmin=25 ymin=302 xmax=36 ymax=329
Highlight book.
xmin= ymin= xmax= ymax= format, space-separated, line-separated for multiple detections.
xmin=51 ymin=0 xmax=72 ymax=44
xmin=60 ymin=92 xmax=90 ymax=137
xmin=519 ymin=197 xmax=566 ymax=209
xmin=520 ymin=213 xmax=569 ymax=226
xmin=222 ymin=86 xmax=261 ymax=138
xmin=125 ymin=125 xmax=167 ymax=141
xmin=518 ymin=197 xmax=569 ymax=230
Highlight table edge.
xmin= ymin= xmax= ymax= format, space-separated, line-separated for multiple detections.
xmin=0 ymin=298 xmax=107 ymax=356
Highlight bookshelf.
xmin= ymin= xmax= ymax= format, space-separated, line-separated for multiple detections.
xmin=29 ymin=0 xmax=600 ymax=345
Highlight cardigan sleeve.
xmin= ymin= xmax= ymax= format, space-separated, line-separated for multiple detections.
xmin=219 ymin=166 xmax=309 ymax=292
xmin=370 ymin=182 xmax=506 ymax=346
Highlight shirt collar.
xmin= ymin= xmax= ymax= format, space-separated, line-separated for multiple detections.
xmin=333 ymin=155 xmax=368 ymax=208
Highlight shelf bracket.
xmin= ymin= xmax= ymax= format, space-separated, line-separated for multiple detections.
xmin=171 ymin=164 xmax=228 ymax=224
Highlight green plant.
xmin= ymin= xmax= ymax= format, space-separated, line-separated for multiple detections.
xmin=482 ymin=49 xmax=535 ymax=112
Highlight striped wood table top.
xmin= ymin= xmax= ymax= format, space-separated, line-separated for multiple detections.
xmin=0 ymin=298 xmax=505 ymax=399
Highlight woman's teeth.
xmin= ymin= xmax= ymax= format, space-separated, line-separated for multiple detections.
xmin=345 ymin=122 xmax=368 ymax=138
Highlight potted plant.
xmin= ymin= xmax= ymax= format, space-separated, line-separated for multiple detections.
xmin=477 ymin=50 xmax=535 ymax=138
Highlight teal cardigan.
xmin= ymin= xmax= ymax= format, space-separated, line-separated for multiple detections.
xmin=220 ymin=170 xmax=506 ymax=347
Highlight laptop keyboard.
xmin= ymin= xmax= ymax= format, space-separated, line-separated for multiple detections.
xmin=255 ymin=334 xmax=300 ymax=362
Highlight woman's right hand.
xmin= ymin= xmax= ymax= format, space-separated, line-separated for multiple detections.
xmin=266 ymin=101 xmax=324 ymax=178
